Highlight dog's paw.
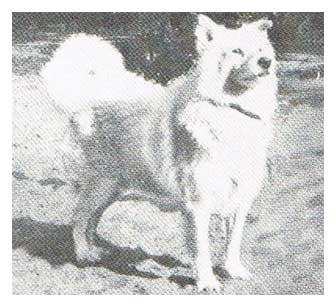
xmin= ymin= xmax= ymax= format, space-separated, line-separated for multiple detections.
xmin=225 ymin=261 xmax=252 ymax=280
xmin=197 ymin=275 xmax=222 ymax=293
xmin=75 ymin=246 xmax=105 ymax=265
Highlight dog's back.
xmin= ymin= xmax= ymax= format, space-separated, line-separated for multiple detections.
xmin=97 ymin=98 xmax=177 ymax=197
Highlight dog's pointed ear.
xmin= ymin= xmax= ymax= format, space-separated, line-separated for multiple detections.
xmin=253 ymin=19 xmax=273 ymax=31
xmin=195 ymin=14 xmax=218 ymax=46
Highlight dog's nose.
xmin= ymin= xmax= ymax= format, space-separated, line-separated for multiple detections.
xmin=258 ymin=57 xmax=272 ymax=69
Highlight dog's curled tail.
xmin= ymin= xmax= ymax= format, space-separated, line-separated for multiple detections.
xmin=41 ymin=34 xmax=165 ymax=113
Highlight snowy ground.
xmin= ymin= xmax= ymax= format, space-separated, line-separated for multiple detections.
xmin=12 ymin=39 xmax=323 ymax=294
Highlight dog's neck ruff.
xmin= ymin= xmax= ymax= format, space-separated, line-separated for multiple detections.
xmin=203 ymin=97 xmax=261 ymax=120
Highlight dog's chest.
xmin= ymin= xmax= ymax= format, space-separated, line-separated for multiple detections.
xmin=179 ymin=101 xmax=271 ymax=212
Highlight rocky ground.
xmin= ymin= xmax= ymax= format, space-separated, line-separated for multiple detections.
xmin=12 ymin=39 xmax=323 ymax=294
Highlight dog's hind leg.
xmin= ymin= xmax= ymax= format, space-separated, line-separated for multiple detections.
xmin=72 ymin=176 xmax=120 ymax=265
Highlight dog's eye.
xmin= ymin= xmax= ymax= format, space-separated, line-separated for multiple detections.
xmin=232 ymin=48 xmax=244 ymax=57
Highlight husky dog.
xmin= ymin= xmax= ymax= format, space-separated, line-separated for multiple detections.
xmin=42 ymin=14 xmax=277 ymax=292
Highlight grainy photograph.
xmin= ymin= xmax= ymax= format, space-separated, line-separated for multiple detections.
xmin=12 ymin=12 xmax=323 ymax=295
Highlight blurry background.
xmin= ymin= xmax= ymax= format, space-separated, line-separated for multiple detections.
xmin=12 ymin=13 xmax=324 ymax=295
xmin=12 ymin=12 xmax=323 ymax=82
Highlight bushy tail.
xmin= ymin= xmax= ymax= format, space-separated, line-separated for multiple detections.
xmin=41 ymin=34 xmax=165 ymax=113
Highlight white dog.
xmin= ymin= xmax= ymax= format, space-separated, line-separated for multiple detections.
xmin=42 ymin=14 xmax=277 ymax=292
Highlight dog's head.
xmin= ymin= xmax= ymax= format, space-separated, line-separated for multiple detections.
xmin=195 ymin=14 xmax=276 ymax=99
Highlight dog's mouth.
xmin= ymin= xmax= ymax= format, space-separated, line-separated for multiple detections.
xmin=257 ymin=70 xmax=270 ymax=78
xmin=223 ymin=68 xmax=270 ymax=96
xmin=223 ymin=70 xmax=257 ymax=95
xmin=240 ymin=70 xmax=269 ymax=82
xmin=240 ymin=75 xmax=257 ymax=82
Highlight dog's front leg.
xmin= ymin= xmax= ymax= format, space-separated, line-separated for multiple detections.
xmin=191 ymin=205 xmax=221 ymax=292
xmin=224 ymin=204 xmax=252 ymax=280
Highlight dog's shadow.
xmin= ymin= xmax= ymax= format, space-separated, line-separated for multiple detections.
xmin=12 ymin=217 xmax=195 ymax=287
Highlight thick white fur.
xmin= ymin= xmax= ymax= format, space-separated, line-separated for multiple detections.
xmin=41 ymin=16 xmax=277 ymax=292
xmin=180 ymin=15 xmax=277 ymax=291
xmin=41 ymin=34 xmax=166 ymax=134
